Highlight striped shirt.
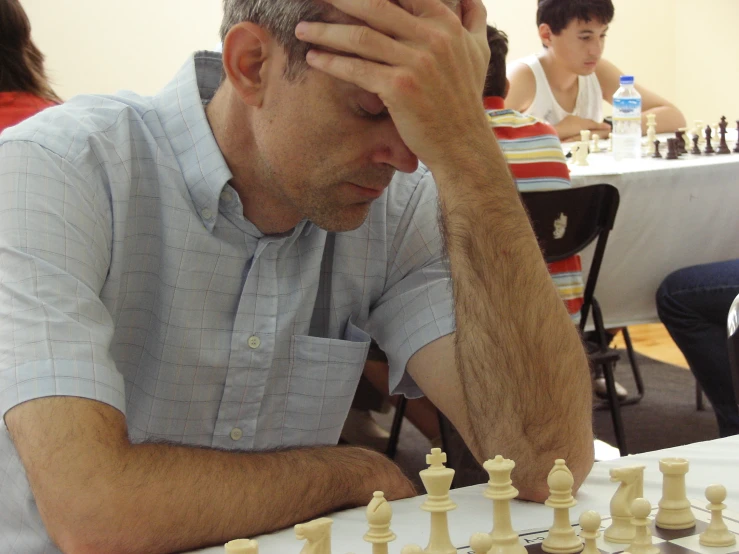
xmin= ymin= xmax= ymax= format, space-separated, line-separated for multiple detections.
xmin=485 ymin=97 xmax=585 ymax=322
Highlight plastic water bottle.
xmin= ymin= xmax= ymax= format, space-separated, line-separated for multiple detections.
xmin=612 ymin=75 xmax=642 ymax=160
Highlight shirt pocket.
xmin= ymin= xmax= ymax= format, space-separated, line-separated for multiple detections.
xmin=283 ymin=320 xmax=371 ymax=446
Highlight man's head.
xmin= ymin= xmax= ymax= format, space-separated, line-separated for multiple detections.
xmin=536 ymin=0 xmax=614 ymax=76
xmin=213 ymin=0 xmax=461 ymax=234
xmin=482 ymin=24 xmax=509 ymax=99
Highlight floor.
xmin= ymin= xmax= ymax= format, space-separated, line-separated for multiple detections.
xmin=611 ymin=323 xmax=689 ymax=369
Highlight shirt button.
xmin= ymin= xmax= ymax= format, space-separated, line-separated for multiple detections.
xmin=220 ymin=190 xmax=233 ymax=203
xmin=248 ymin=336 xmax=261 ymax=349
xmin=230 ymin=428 xmax=243 ymax=441
xmin=201 ymin=208 xmax=213 ymax=220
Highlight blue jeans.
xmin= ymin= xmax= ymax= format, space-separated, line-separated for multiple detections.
xmin=656 ymin=260 xmax=739 ymax=437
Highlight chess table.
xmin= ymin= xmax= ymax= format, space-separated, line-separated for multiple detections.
xmin=187 ymin=435 xmax=739 ymax=553
xmin=569 ymin=132 xmax=739 ymax=328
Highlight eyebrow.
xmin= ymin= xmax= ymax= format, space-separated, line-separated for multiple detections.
xmin=578 ymin=26 xmax=609 ymax=35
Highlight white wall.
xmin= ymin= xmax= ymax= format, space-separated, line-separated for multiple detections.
xmin=21 ymin=0 xmax=736 ymax=126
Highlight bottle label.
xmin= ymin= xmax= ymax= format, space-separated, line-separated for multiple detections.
xmin=613 ymin=97 xmax=641 ymax=114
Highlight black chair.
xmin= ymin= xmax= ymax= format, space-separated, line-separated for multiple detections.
xmin=386 ymin=184 xmax=635 ymax=460
xmin=726 ymin=293 xmax=739 ymax=407
xmin=521 ymin=183 xmax=636 ymax=456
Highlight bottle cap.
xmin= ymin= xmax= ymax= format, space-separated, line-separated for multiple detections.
xmin=620 ymin=75 xmax=635 ymax=85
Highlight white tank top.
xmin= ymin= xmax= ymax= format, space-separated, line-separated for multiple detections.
xmin=517 ymin=55 xmax=604 ymax=126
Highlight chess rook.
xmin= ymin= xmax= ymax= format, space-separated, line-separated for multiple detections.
xmin=656 ymin=458 xmax=695 ymax=530
xmin=541 ymin=460 xmax=583 ymax=554
xmin=483 ymin=455 xmax=527 ymax=554
xmin=420 ymin=449 xmax=457 ymax=554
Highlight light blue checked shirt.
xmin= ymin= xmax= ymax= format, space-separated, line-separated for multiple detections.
xmin=0 ymin=52 xmax=454 ymax=552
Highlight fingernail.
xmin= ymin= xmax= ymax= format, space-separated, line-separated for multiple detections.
xmin=295 ymin=22 xmax=308 ymax=38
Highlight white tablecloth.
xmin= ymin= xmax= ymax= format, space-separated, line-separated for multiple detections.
xmin=189 ymin=435 xmax=739 ymax=553
xmin=569 ymin=137 xmax=739 ymax=328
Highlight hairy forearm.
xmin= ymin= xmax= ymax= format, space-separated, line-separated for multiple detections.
xmin=431 ymin=131 xmax=594 ymax=500
xmin=48 ymin=442 xmax=389 ymax=554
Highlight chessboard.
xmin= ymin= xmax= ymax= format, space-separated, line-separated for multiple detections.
xmin=454 ymin=500 xmax=739 ymax=554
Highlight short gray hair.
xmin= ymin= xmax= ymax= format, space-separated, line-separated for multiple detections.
xmin=220 ymin=0 xmax=462 ymax=80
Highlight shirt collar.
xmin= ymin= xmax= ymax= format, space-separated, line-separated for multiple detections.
xmin=483 ymin=96 xmax=506 ymax=110
xmin=152 ymin=51 xmax=233 ymax=232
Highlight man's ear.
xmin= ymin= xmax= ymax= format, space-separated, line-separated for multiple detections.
xmin=538 ymin=23 xmax=553 ymax=48
xmin=222 ymin=22 xmax=273 ymax=107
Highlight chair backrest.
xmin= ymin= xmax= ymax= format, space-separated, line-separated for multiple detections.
xmin=520 ymin=183 xmax=620 ymax=332
xmin=726 ymin=292 xmax=739 ymax=406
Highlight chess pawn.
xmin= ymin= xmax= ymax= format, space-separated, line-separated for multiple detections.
xmin=592 ymin=134 xmax=601 ymax=153
xmin=364 ymin=491 xmax=396 ymax=554
xmin=470 ymin=533 xmax=494 ymax=554
xmin=419 ymin=449 xmax=457 ymax=554
xmin=483 ymin=456 xmax=526 ymax=554
xmin=652 ymin=140 xmax=662 ymax=159
xmin=656 ymin=458 xmax=695 ymax=530
xmin=699 ymin=485 xmax=737 ymax=547
xmin=225 ymin=539 xmax=259 ymax=553
xmin=579 ymin=511 xmax=601 ymax=554
xmin=401 ymin=546 xmax=424 ymax=554
xmin=627 ymin=499 xmax=660 ymax=554
xmin=646 ymin=115 xmax=658 ymax=155
xmin=542 ymin=460 xmax=583 ymax=554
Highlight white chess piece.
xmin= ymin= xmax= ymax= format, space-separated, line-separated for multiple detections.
xmin=700 ymin=484 xmax=737 ymax=547
xmin=364 ymin=491 xmax=396 ymax=554
xmin=580 ymin=130 xmax=592 ymax=148
xmin=695 ymin=121 xmax=705 ymax=146
xmin=401 ymin=546 xmax=424 ymax=554
xmin=627 ymin=499 xmax=660 ymax=554
xmin=575 ymin=141 xmax=589 ymax=166
xmin=225 ymin=539 xmax=259 ymax=553
xmin=655 ymin=458 xmax=695 ymax=530
xmin=604 ymin=465 xmax=645 ymax=543
xmin=646 ymin=114 xmax=657 ymax=155
xmin=592 ymin=134 xmax=601 ymax=153
xmin=541 ymin=460 xmax=583 ymax=554
xmin=608 ymin=132 xmax=613 ymax=152
xmin=295 ymin=517 xmax=333 ymax=554
xmin=470 ymin=533 xmax=494 ymax=554
xmin=579 ymin=511 xmax=601 ymax=554
xmin=420 ymin=449 xmax=457 ymax=554
xmin=483 ymin=456 xmax=526 ymax=554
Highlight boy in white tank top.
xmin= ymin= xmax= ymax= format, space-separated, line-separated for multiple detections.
xmin=506 ymin=0 xmax=685 ymax=142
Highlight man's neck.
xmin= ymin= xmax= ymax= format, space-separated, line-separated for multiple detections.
xmin=537 ymin=51 xmax=579 ymax=93
xmin=205 ymin=86 xmax=302 ymax=235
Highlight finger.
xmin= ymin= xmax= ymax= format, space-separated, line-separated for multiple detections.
xmin=295 ymin=22 xmax=412 ymax=66
xmin=460 ymin=0 xmax=487 ymax=34
xmin=319 ymin=0 xmax=420 ymax=41
xmin=305 ymin=49 xmax=391 ymax=96
xmin=396 ymin=0 xmax=455 ymax=18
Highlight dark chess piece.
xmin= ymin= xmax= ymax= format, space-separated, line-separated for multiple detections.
xmin=717 ymin=116 xmax=731 ymax=154
xmin=691 ymin=134 xmax=702 ymax=155
xmin=734 ymin=121 xmax=739 ymax=153
xmin=665 ymin=138 xmax=679 ymax=159
xmin=704 ymin=125 xmax=715 ymax=154
xmin=675 ymin=130 xmax=688 ymax=154
xmin=652 ymin=139 xmax=662 ymax=158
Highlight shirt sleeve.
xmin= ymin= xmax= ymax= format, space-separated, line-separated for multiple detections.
xmin=0 ymin=140 xmax=125 ymax=420
xmin=365 ymin=168 xmax=455 ymax=398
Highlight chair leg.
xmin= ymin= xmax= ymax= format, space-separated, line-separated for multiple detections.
xmin=696 ymin=381 xmax=705 ymax=411
xmin=621 ymin=327 xmax=645 ymax=402
xmin=601 ymin=360 xmax=629 ymax=456
xmin=385 ymin=396 xmax=407 ymax=459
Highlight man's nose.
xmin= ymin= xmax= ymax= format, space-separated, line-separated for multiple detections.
xmin=371 ymin=124 xmax=419 ymax=174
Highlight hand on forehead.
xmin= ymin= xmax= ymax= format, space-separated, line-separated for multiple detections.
xmin=318 ymin=0 xmax=462 ymax=24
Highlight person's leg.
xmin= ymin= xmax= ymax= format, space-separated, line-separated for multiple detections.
xmin=656 ymin=259 xmax=739 ymax=437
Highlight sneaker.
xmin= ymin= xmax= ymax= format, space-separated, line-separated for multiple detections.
xmin=593 ymin=377 xmax=628 ymax=400
xmin=340 ymin=408 xmax=390 ymax=452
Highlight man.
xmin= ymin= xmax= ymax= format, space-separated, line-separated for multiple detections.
xmin=0 ymin=1 xmax=594 ymax=553
xmin=506 ymin=0 xmax=686 ymax=141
